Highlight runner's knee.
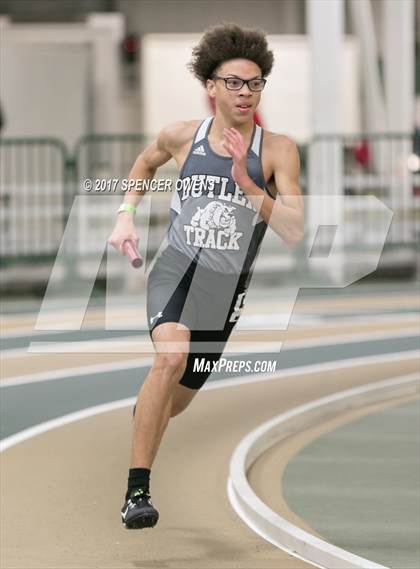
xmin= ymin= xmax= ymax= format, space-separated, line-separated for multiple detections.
xmin=153 ymin=352 xmax=188 ymax=381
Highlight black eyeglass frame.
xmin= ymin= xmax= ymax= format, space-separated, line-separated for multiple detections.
xmin=211 ymin=75 xmax=267 ymax=92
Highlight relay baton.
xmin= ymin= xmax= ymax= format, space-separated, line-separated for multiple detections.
xmin=122 ymin=239 xmax=143 ymax=268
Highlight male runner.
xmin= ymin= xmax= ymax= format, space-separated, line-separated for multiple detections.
xmin=108 ymin=23 xmax=303 ymax=530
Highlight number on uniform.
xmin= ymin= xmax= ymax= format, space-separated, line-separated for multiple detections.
xmin=229 ymin=292 xmax=246 ymax=322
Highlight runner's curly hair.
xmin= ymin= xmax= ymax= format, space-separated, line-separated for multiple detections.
xmin=188 ymin=23 xmax=274 ymax=85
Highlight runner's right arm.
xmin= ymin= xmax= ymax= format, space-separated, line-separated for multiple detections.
xmin=107 ymin=127 xmax=174 ymax=253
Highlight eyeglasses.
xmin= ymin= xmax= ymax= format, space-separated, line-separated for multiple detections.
xmin=211 ymin=75 xmax=267 ymax=92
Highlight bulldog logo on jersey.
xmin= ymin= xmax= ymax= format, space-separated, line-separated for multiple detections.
xmin=191 ymin=202 xmax=236 ymax=234
xmin=184 ymin=201 xmax=243 ymax=250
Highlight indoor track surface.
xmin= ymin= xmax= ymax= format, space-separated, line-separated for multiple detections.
xmin=1 ymin=281 xmax=419 ymax=569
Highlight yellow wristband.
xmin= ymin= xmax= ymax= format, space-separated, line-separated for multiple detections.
xmin=118 ymin=203 xmax=136 ymax=215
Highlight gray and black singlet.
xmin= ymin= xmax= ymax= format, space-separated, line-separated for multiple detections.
xmin=146 ymin=116 xmax=272 ymax=389
xmin=168 ymin=115 xmax=270 ymax=275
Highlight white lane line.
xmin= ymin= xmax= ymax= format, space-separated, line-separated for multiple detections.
xmin=1 ymin=335 xmax=149 ymax=357
xmin=1 ymin=336 xmax=419 ymax=388
xmin=281 ymin=328 xmax=417 ymax=349
xmin=0 ymin=323 xmax=145 ymax=340
xmin=2 ymin=325 xmax=417 ymax=360
xmin=2 ymin=310 xmax=418 ymax=340
xmin=227 ymin=373 xmax=419 ymax=569
xmin=0 ymin=398 xmax=136 ymax=452
xmin=14 ymin=326 xmax=419 ymax=355
xmin=237 ymin=312 xmax=419 ymax=329
xmin=0 ymin=359 xmax=154 ymax=388
xmin=203 ymin=351 xmax=420 ymax=391
xmin=1 ymin=308 xmax=148 ymax=337
xmin=1 ymin=351 xmax=419 ymax=451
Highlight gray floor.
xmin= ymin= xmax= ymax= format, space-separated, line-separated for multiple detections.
xmin=282 ymin=399 xmax=420 ymax=569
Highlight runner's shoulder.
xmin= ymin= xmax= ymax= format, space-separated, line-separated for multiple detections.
xmin=263 ymin=131 xmax=299 ymax=154
xmin=158 ymin=120 xmax=202 ymax=152
xmin=262 ymin=131 xmax=300 ymax=169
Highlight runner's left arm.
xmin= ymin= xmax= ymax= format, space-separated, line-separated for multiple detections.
xmin=223 ymin=128 xmax=304 ymax=248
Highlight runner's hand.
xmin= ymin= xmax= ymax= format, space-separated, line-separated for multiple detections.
xmin=222 ymin=127 xmax=250 ymax=187
xmin=107 ymin=213 xmax=139 ymax=254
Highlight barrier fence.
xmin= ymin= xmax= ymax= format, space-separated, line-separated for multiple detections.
xmin=0 ymin=132 xmax=418 ymax=286
xmin=310 ymin=133 xmax=419 ymax=246
xmin=0 ymin=138 xmax=69 ymax=261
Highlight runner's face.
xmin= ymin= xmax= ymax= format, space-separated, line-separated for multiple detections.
xmin=207 ymin=59 xmax=263 ymax=123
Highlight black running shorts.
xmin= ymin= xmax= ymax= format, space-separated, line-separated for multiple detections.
xmin=147 ymin=245 xmax=250 ymax=390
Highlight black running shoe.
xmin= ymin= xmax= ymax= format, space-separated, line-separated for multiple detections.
xmin=121 ymin=488 xmax=159 ymax=529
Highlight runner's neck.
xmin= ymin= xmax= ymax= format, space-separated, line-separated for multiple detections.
xmin=210 ymin=115 xmax=255 ymax=144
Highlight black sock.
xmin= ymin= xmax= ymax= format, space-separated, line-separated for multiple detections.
xmin=126 ymin=467 xmax=150 ymax=499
